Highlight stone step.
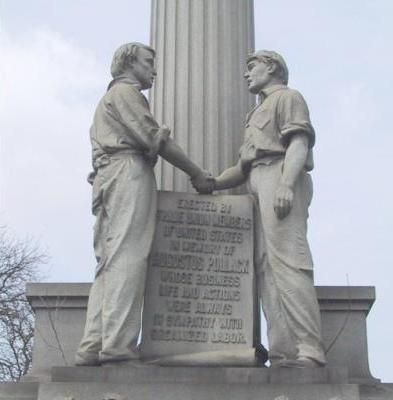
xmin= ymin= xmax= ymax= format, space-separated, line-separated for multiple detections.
xmin=38 ymin=382 xmax=360 ymax=400
xmin=359 ymin=383 xmax=393 ymax=400
xmin=0 ymin=382 xmax=38 ymax=400
xmin=51 ymin=365 xmax=348 ymax=385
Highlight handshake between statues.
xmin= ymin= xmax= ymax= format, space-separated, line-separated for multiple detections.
xmin=191 ymin=160 xmax=248 ymax=195
xmin=191 ymin=172 xmax=216 ymax=194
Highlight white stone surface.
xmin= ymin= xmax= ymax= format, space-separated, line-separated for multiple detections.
xmin=150 ymin=0 xmax=255 ymax=191
xmin=140 ymin=192 xmax=255 ymax=362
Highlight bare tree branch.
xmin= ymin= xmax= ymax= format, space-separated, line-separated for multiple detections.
xmin=0 ymin=227 xmax=48 ymax=382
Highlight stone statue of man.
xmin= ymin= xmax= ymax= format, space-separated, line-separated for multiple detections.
xmin=193 ymin=50 xmax=326 ymax=368
xmin=75 ymin=43 xmax=210 ymax=366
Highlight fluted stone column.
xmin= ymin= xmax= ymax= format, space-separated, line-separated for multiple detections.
xmin=150 ymin=0 xmax=255 ymax=191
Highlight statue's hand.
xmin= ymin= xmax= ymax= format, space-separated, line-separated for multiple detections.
xmin=274 ymin=184 xmax=294 ymax=219
xmin=191 ymin=171 xmax=215 ymax=194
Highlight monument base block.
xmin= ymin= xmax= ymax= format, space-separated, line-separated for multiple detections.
xmin=51 ymin=365 xmax=349 ymax=384
xmin=4 ymin=366 xmax=393 ymax=399
xmin=38 ymin=382 xmax=360 ymax=400
xmin=34 ymin=365 xmax=362 ymax=400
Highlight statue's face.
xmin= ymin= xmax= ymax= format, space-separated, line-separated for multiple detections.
xmin=244 ymin=58 xmax=272 ymax=94
xmin=130 ymin=48 xmax=156 ymax=90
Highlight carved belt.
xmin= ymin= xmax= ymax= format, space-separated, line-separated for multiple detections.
xmin=93 ymin=149 xmax=144 ymax=169
xmin=251 ymin=152 xmax=284 ymax=168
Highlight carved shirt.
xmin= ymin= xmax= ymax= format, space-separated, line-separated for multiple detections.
xmin=90 ymin=78 xmax=160 ymax=168
xmin=239 ymin=84 xmax=315 ymax=171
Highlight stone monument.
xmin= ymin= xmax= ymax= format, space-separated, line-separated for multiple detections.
xmin=1 ymin=1 xmax=392 ymax=399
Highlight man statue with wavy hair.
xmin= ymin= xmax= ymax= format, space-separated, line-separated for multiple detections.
xmin=193 ymin=50 xmax=326 ymax=368
xmin=75 ymin=43 xmax=210 ymax=366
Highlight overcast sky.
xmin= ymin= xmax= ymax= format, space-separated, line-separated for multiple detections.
xmin=1 ymin=0 xmax=392 ymax=382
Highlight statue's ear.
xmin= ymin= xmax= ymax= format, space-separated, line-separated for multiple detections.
xmin=127 ymin=53 xmax=138 ymax=71
xmin=128 ymin=59 xmax=136 ymax=70
xmin=266 ymin=61 xmax=277 ymax=75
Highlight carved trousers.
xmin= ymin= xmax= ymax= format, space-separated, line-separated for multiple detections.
xmin=77 ymin=154 xmax=157 ymax=362
xmin=249 ymin=161 xmax=326 ymax=365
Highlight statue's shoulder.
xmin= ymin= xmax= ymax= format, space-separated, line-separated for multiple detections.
xmin=285 ymin=87 xmax=304 ymax=100
xmin=108 ymin=81 xmax=138 ymax=96
xmin=105 ymin=82 xmax=146 ymax=108
xmin=277 ymin=87 xmax=308 ymax=108
xmin=279 ymin=86 xmax=303 ymax=98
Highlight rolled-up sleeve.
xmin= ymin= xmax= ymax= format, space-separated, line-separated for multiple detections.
xmin=112 ymin=84 xmax=160 ymax=152
xmin=278 ymin=90 xmax=315 ymax=148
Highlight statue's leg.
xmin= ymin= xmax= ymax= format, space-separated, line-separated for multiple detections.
xmin=75 ymin=178 xmax=107 ymax=365
xmin=75 ymin=275 xmax=104 ymax=365
xmin=251 ymin=194 xmax=276 ymax=365
xmin=271 ymin=264 xmax=326 ymax=365
xmin=250 ymin=163 xmax=325 ymax=367
xmin=97 ymin=156 xmax=157 ymax=363
xmin=77 ymin=155 xmax=157 ymax=364
xmin=257 ymin=251 xmax=297 ymax=365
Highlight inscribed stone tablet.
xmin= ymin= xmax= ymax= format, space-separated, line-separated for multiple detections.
xmin=140 ymin=191 xmax=255 ymax=361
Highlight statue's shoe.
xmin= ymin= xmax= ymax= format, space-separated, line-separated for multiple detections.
xmin=271 ymin=357 xmax=324 ymax=368
xmin=74 ymin=352 xmax=101 ymax=366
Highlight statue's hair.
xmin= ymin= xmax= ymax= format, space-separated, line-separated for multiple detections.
xmin=110 ymin=42 xmax=155 ymax=78
xmin=247 ymin=50 xmax=289 ymax=85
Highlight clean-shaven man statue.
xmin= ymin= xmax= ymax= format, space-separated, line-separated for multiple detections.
xmin=75 ymin=43 xmax=210 ymax=366
xmin=194 ymin=50 xmax=326 ymax=368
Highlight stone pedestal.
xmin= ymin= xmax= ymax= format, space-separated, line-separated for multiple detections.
xmin=22 ymin=283 xmax=379 ymax=385
xmin=150 ymin=0 xmax=255 ymax=191
xmin=318 ymin=286 xmax=379 ymax=384
xmin=4 ymin=366 xmax=393 ymax=400
xmin=1 ymin=283 xmax=391 ymax=400
xmin=37 ymin=365 xmax=360 ymax=400
xmin=22 ymin=283 xmax=88 ymax=382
